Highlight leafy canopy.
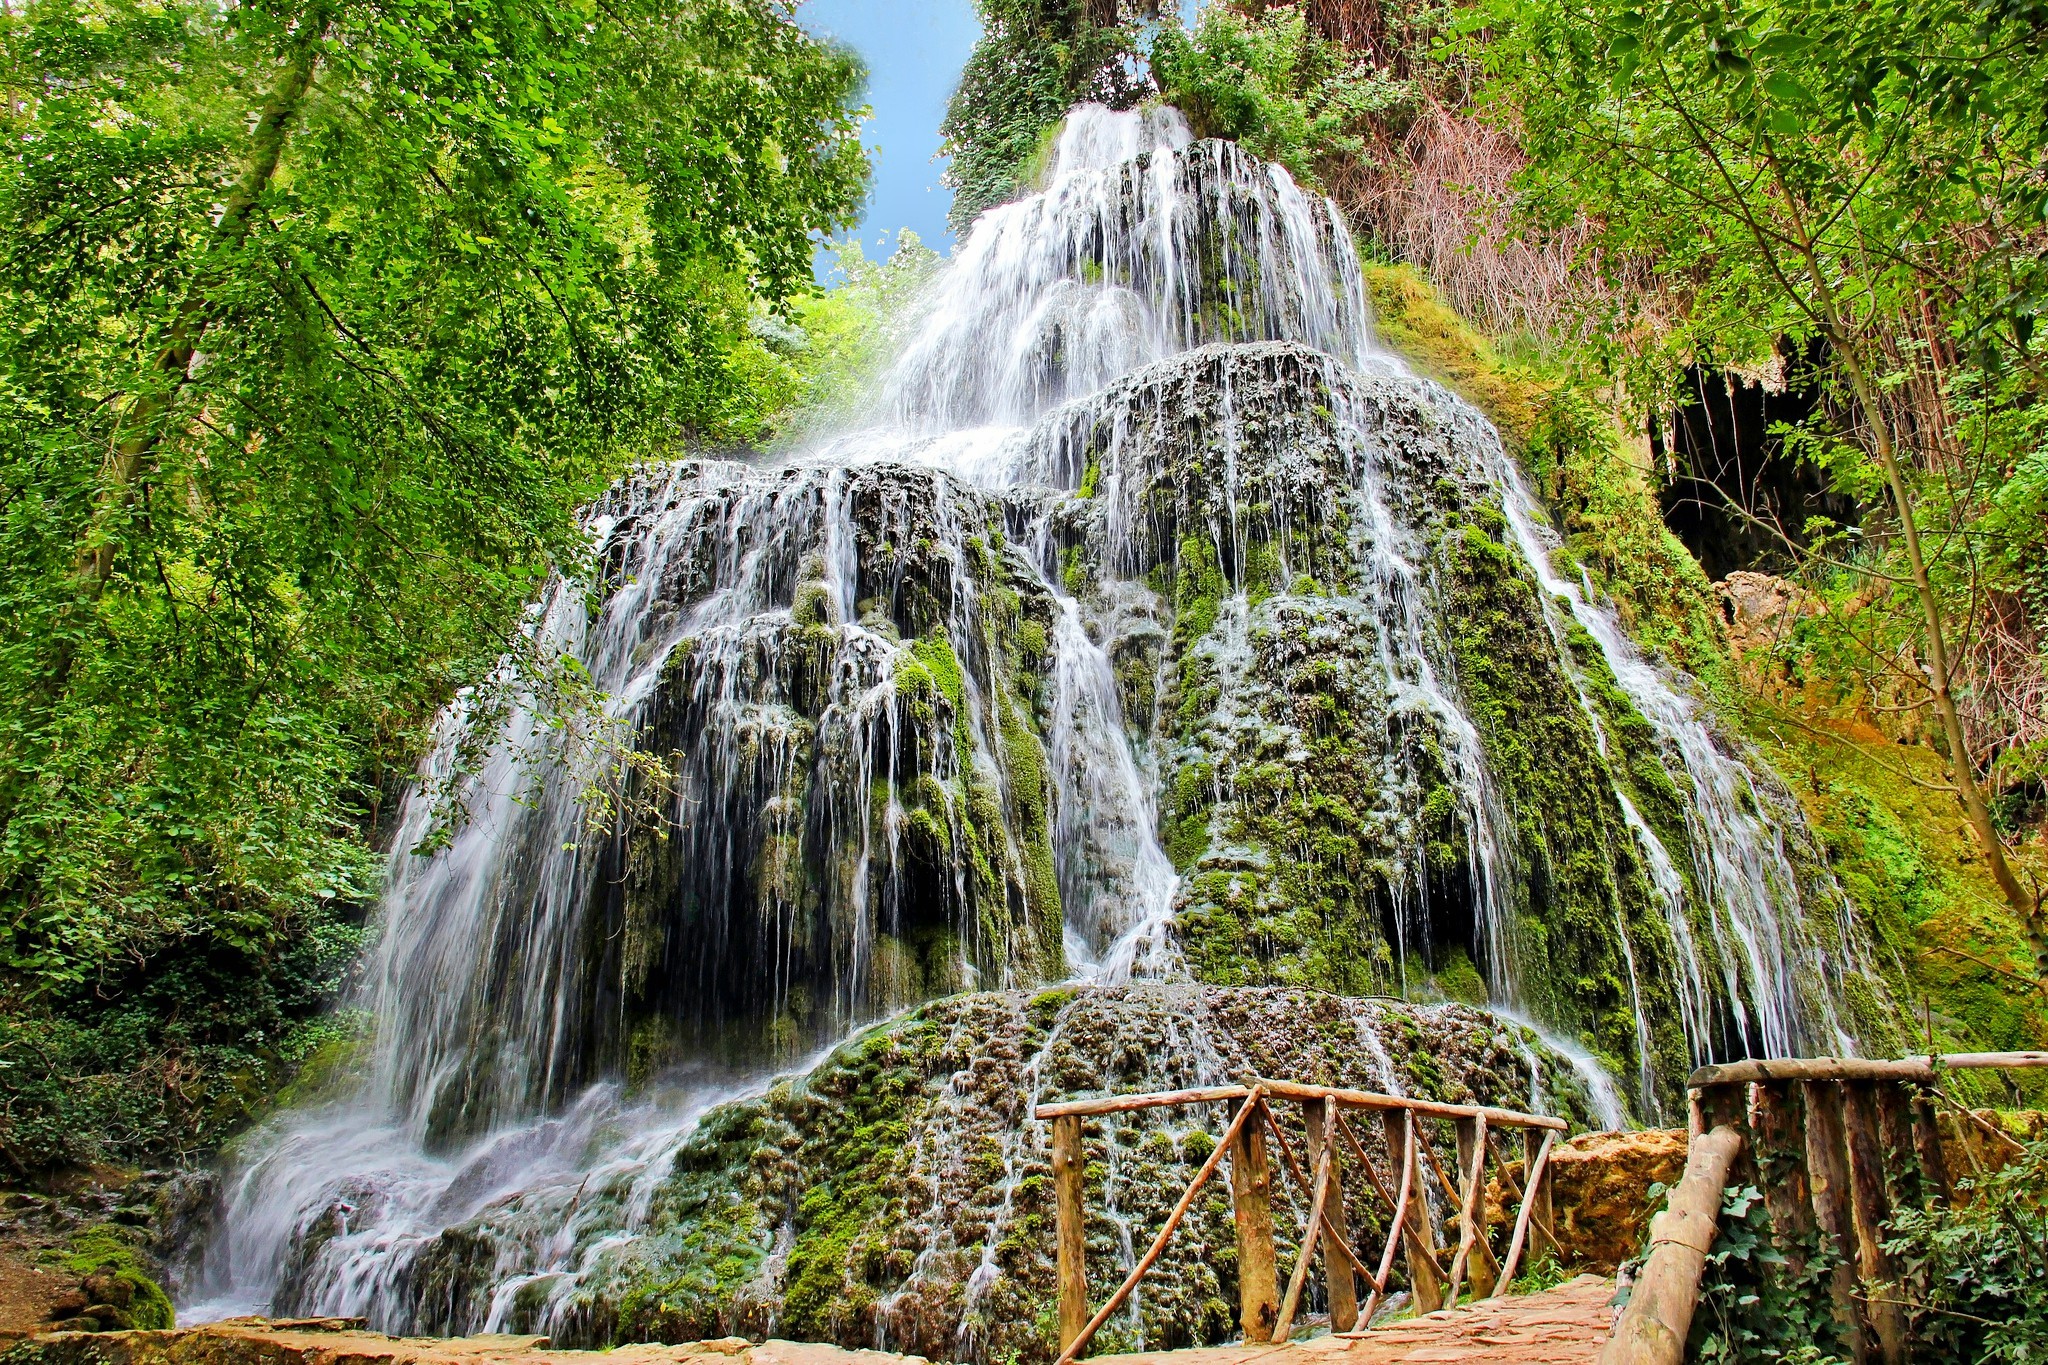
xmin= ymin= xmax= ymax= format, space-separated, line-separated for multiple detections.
xmin=1469 ymin=0 xmax=2048 ymax=841
xmin=940 ymin=0 xmax=1144 ymax=228
xmin=1151 ymin=1 xmax=1411 ymax=193
xmin=0 ymin=0 xmax=867 ymax=1170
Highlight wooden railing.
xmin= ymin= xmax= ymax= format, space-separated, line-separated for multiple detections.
xmin=1036 ymin=1078 xmax=1570 ymax=1362
xmin=1602 ymin=1050 xmax=2048 ymax=1365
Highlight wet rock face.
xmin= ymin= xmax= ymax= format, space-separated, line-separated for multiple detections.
xmin=360 ymin=986 xmax=1600 ymax=1358
xmin=397 ymin=459 xmax=1075 ymax=1132
xmin=600 ymin=462 xmax=1068 ymax=1070
xmin=1020 ymin=345 xmax=1583 ymax=1011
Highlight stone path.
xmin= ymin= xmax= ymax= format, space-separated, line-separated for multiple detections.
xmin=0 ymin=1277 xmax=1616 ymax=1365
xmin=1096 ymin=1276 xmax=1616 ymax=1365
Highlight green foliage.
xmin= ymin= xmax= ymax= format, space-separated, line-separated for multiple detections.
xmin=1688 ymin=1184 xmax=1850 ymax=1363
xmin=0 ymin=0 xmax=868 ymax=1175
xmin=1151 ymin=2 xmax=1411 ymax=193
xmin=0 ymin=902 xmax=364 ymax=1175
xmin=752 ymin=234 xmax=943 ymax=444
xmin=1468 ymin=0 xmax=2048 ymax=812
xmin=1886 ymin=1139 xmax=2048 ymax=1362
xmin=1734 ymin=707 xmax=2048 ymax=1076
xmin=1508 ymin=1251 xmax=1573 ymax=1295
xmin=1363 ymin=261 xmax=1721 ymax=669
xmin=939 ymin=0 xmax=1143 ymax=228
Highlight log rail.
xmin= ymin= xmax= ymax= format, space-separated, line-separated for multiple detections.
xmin=1602 ymin=1050 xmax=2048 ymax=1365
xmin=1036 ymin=1079 xmax=1568 ymax=1364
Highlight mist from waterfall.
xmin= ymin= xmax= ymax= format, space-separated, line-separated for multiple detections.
xmin=180 ymin=103 xmax=1867 ymax=1336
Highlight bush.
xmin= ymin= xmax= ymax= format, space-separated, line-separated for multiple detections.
xmin=1687 ymin=1183 xmax=1851 ymax=1364
xmin=939 ymin=0 xmax=1144 ymax=228
xmin=1151 ymin=3 xmax=1401 ymax=193
xmin=0 ymin=905 xmax=363 ymax=1178
xmin=1885 ymin=1139 xmax=2048 ymax=1362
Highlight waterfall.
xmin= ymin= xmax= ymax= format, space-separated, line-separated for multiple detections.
xmin=184 ymin=102 xmax=1875 ymax=1337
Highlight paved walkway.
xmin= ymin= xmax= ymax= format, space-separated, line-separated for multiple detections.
xmin=0 ymin=1278 xmax=1616 ymax=1365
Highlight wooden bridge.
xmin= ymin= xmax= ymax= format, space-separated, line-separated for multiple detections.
xmin=1039 ymin=1053 xmax=2048 ymax=1365
xmin=1037 ymin=1078 xmax=1570 ymax=1363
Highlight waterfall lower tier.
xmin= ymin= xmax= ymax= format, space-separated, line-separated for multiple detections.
xmin=184 ymin=102 xmax=1895 ymax=1352
xmin=187 ymin=987 xmax=1606 ymax=1352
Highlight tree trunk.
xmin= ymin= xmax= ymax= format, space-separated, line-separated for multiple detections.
xmin=1829 ymin=336 xmax=2047 ymax=969
xmin=1755 ymin=145 xmax=2046 ymax=969
xmin=75 ymin=0 xmax=336 ymax=597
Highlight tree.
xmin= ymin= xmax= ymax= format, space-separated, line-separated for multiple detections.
xmin=0 ymin=0 xmax=867 ymax=1171
xmin=939 ymin=0 xmax=1145 ymax=228
xmin=1470 ymin=0 xmax=2048 ymax=967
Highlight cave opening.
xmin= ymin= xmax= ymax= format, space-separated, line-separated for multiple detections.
xmin=1651 ymin=348 xmax=1861 ymax=581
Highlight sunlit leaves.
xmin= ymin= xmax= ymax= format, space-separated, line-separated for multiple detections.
xmin=0 ymin=0 xmax=868 ymax=998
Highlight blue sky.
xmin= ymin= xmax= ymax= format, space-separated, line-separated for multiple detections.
xmin=799 ymin=0 xmax=984 ymax=274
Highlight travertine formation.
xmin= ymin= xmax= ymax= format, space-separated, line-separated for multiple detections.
xmin=176 ymin=103 xmax=1894 ymax=1363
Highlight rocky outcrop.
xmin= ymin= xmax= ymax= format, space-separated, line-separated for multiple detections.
xmin=269 ymin=986 xmax=1604 ymax=1360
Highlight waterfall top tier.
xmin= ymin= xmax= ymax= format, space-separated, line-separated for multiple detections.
xmin=882 ymin=103 xmax=1387 ymax=436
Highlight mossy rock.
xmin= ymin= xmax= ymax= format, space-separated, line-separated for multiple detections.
xmin=351 ymin=985 xmax=1603 ymax=1355
xmin=48 ymin=1225 xmax=174 ymax=1332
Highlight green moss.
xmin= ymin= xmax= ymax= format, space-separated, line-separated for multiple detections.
xmin=1363 ymin=261 xmax=1723 ymax=671
xmin=1439 ymin=507 xmax=1696 ymax=1114
xmin=1427 ymin=947 xmax=1490 ymax=1006
xmin=997 ymin=685 xmax=1064 ymax=974
xmin=50 ymin=1226 xmax=174 ymax=1331
xmin=792 ymin=580 xmax=834 ymax=627
xmin=1170 ymin=534 xmax=1227 ymax=648
xmin=1736 ymin=705 xmax=2046 ymax=1100
xmin=910 ymin=632 xmax=968 ymax=711
xmin=267 ymin=1013 xmax=372 ymax=1109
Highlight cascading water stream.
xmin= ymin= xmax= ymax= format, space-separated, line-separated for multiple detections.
xmin=184 ymin=102 xmax=1874 ymax=1338
xmin=1487 ymin=455 xmax=1863 ymax=1060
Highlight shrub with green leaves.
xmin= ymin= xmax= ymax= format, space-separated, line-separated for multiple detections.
xmin=1686 ymin=1183 xmax=1852 ymax=1364
xmin=1885 ymin=1140 xmax=2048 ymax=1363
xmin=1151 ymin=2 xmax=1404 ymax=193
xmin=940 ymin=0 xmax=1144 ymax=228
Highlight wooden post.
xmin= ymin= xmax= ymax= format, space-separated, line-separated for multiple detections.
xmin=1230 ymin=1100 xmax=1279 ymax=1343
xmin=1843 ymin=1082 xmax=1906 ymax=1365
xmin=1910 ymin=1088 xmax=1952 ymax=1205
xmin=1361 ymin=1111 xmax=1415 ymax=1324
xmin=1596 ymin=1124 xmax=1745 ymax=1365
xmin=1695 ymin=1081 xmax=1755 ymax=1188
xmin=1873 ymin=1084 xmax=1921 ymax=1209
xmin=1056 ymin=1096 xmax=1262 ymax=1365
xmin=1447 ymin=1115 xmax=1493 ymax=1303
xmin=1750 ymin=1082 xmax=1812 ymax=1279
xmin=1523 ymin=1127 xmax=1555 ymax=1272
xmin=1382 ymin=1110 xmax=1445 ymax=1312
xmin=1303 ymin=1097 xmax=1360 ymax=1331
xmin=1803 ymin=1080 xmax=1869 ymax=1363
xmin=1496 ymin=1128 xmax=1556 ymax=1293
xmin=1052 ymin=1114 xmax=1089 ymax=1354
